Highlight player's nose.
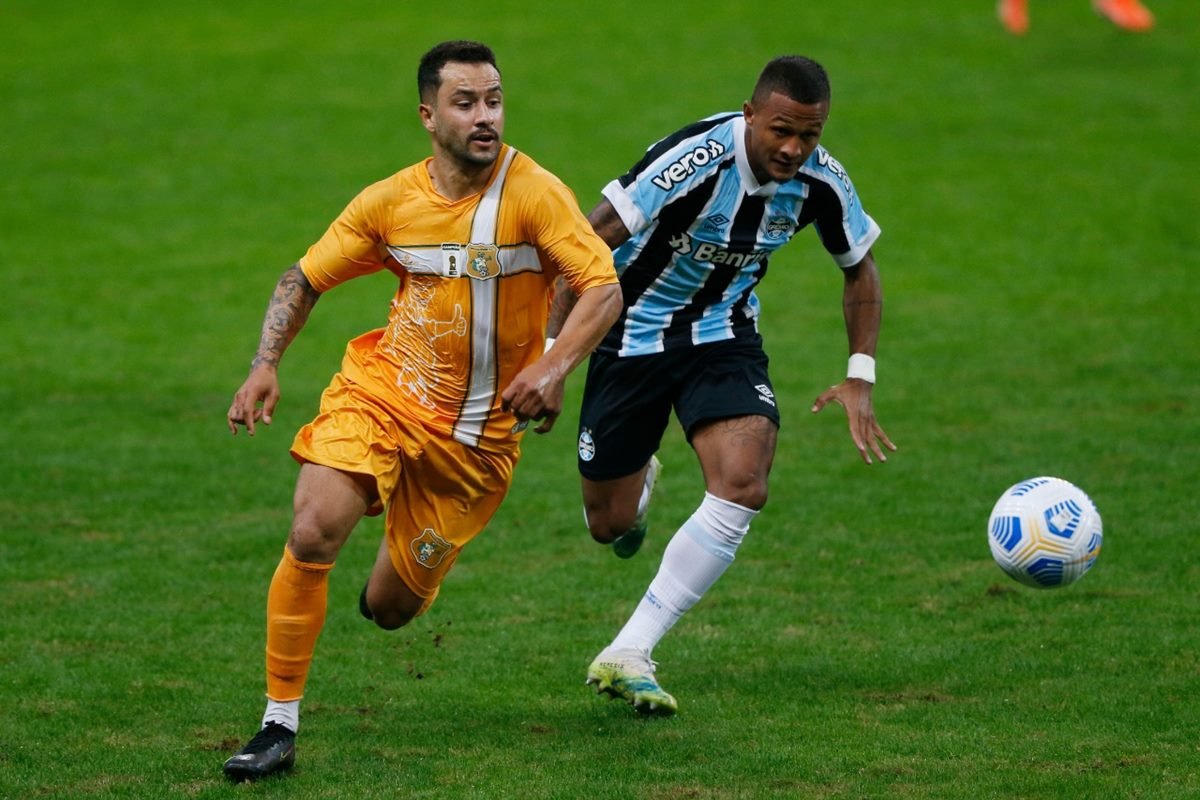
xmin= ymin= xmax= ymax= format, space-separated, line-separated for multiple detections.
xmin=778 ymin=136 xmax=804 ymax=160
xmin=476 ymin=102 xmax=499 ymax=123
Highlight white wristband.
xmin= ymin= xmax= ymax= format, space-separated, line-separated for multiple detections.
xmin=544 ymin=337 xmax=556 ymax=354
xmin=847 ymin=353 xmax=876 ymax=384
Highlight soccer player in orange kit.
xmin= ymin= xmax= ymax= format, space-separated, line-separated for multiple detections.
xmin=998 ymin=0 xmax=1155 ymax=35
xmin=221 ymin=40 xmax=621 ymax=781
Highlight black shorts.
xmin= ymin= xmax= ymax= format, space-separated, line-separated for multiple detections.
xmin=577 ymin=335 xmax=780 ymax=481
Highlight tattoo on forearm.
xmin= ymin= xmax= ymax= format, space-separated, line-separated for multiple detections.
xmin=587 ymin=200 xmax=632 ymax=250
xmin=546 ymin=276 xmax=578 ymax=338
xmin=251 ymin=264 xmax=320 ymax=370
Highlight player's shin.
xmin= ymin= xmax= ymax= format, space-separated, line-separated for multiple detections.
xmin=264 ymin=547 xmax=335 ymax=723
xmin=610 ymin=492 xmax=757 ymax=653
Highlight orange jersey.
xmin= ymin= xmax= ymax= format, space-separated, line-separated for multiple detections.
xmin=299 ymin=145 xmax=616 ymax=452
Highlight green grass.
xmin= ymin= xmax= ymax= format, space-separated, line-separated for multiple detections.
xmin=2 ymin=1 xmax=1198 ymax=797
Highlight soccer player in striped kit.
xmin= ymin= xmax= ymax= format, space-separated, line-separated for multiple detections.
xmin=548 ymin=55 xmax=896 ymax=715
xmin=222 ymin=40 xmax=620 ymax=779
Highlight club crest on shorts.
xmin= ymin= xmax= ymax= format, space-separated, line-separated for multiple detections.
xmin=410 ymin=527 xmax=452 ymax=569
xmin=578 ymin=428 xmax=596 ymax=462
xmin=465 ymin=243 xmax=501 ymax=281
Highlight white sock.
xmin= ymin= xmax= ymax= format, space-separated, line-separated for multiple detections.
xmin=262 ymin=699 xmax=300 ymax=733
xmin=635 ymin=461 xmax=656 ymax=518
xmin=609 ymin=492 xmax=757 ymax=655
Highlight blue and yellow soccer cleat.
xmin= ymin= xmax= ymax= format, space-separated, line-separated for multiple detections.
xmin=611 ymin=456 xmax=661 ymax=559
xmin=586 ymin=647 xmax=677 ymax=716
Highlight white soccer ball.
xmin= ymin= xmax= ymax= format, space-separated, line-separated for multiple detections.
xmin=987 ymin=477 xmax=1103 ymax=588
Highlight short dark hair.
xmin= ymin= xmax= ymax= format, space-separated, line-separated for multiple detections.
xmin=751 ymin=56 xmax=830 ymax=106
xmin=417 ymin=40 xmax=499 ymax=103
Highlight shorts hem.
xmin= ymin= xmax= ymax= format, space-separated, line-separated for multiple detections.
xmin=578 ymin=460 xmax=652 ymax=482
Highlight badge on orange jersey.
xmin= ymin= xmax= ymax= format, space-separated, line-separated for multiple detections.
xmin=440 ymin=243 xmax=463 ymax=277
xmin=465 ymin=243 xmax=500 ymax=281
xmin=440 ymin=243 xmax=501 ymax=280
xmin=410 ymin=527 xmax=453 ymax=569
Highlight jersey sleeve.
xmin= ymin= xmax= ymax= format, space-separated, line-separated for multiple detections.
xmin=799 ymin=148 xmax=882 ymax=269
xmin=601 ymin=155 xmax=716 ymax=238
xmin=528 ymin=173 xmax=617 ymax=294
xmin=600 ymin=115 xmax=738 ymax=237
xmin=600 ymin=176 xmax=649 ymax=237
xmin=298 ymin=181 xmax=389 ymax=292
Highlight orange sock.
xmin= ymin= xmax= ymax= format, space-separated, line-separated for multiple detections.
xmin=264 ymin=547 xmax=334 ymax=702
xmin=998 ymin=0 xmax=1030 ymax=35
xmin=1095 ymin=0 xmax=1154 ymax=31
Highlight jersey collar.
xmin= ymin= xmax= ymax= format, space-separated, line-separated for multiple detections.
xmin=732 ymin=116 xmax=778 ymax=198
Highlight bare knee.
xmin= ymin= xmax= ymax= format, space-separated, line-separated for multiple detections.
xmin=287 ymin=514 xmax=347 ymax=563
xmin=585 ymin=506 xmax=637 ymax=544
xmin=582 ymin=471 xmax=646 ymax=544
xmin=740 ymin=483 xmax=769 ymax=511
xmin=287 ymin=465 xmax=372 ymax=563
xmin=702 ymin=457 xmax=771 ymax=511
xmin=692 ymin=416 xmax=776 ymax=512
xmin=716 ymin=480 xmax=768 ymax=512
xmin=369 ymin=607 xmax=416 ymax=631
xmin=362 ymin=578 xmax=425 ymax=631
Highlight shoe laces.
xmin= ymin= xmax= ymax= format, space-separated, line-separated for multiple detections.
xmin=244 ymin=721 xmax=294 ymax=751
xmin=610 ymin=646 xmax=657 ymax=675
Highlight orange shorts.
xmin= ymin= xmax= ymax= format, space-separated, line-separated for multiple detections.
xmin=290 ymin=373 xmax=517 ymax=607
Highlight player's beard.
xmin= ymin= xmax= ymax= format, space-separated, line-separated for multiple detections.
xmin=439 ymin=126 xmax=501 ymax=171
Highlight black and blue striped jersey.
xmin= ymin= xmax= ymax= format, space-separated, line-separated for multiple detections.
xmin=599 ymin=112 xmax=881 ymax=357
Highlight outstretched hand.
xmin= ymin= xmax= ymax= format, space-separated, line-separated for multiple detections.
xmin=227 ymin=365 xmax=280 ymax=436
xmin=811 ymin=379 xmax=897 ymax=464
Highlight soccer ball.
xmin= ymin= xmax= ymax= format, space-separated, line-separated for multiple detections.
xmin=987 ymin=477 xmax=1103 ymax=588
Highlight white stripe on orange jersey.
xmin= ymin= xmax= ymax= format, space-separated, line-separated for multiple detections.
xmin=452 ymin=147 xmax=517 ymax=447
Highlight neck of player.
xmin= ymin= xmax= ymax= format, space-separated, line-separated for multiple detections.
xmin=428 ymin=152 xmax=498 ymax=201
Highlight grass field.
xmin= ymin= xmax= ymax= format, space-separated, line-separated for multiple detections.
xmin=2 ymin=1 xmax=1198 ymax=798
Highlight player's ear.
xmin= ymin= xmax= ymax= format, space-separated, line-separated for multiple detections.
xmin=418 ymin=102 xmax=435 ymax=133
xmin=742 ymin=100 xmax=755 ymax=124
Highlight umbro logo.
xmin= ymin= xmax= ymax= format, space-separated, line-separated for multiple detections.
xmin=755 ymin=384 xmax=776 ymax=407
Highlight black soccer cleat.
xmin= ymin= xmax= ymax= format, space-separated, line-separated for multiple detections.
xmin=222 ymin=721 xmax=296 ymax=782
